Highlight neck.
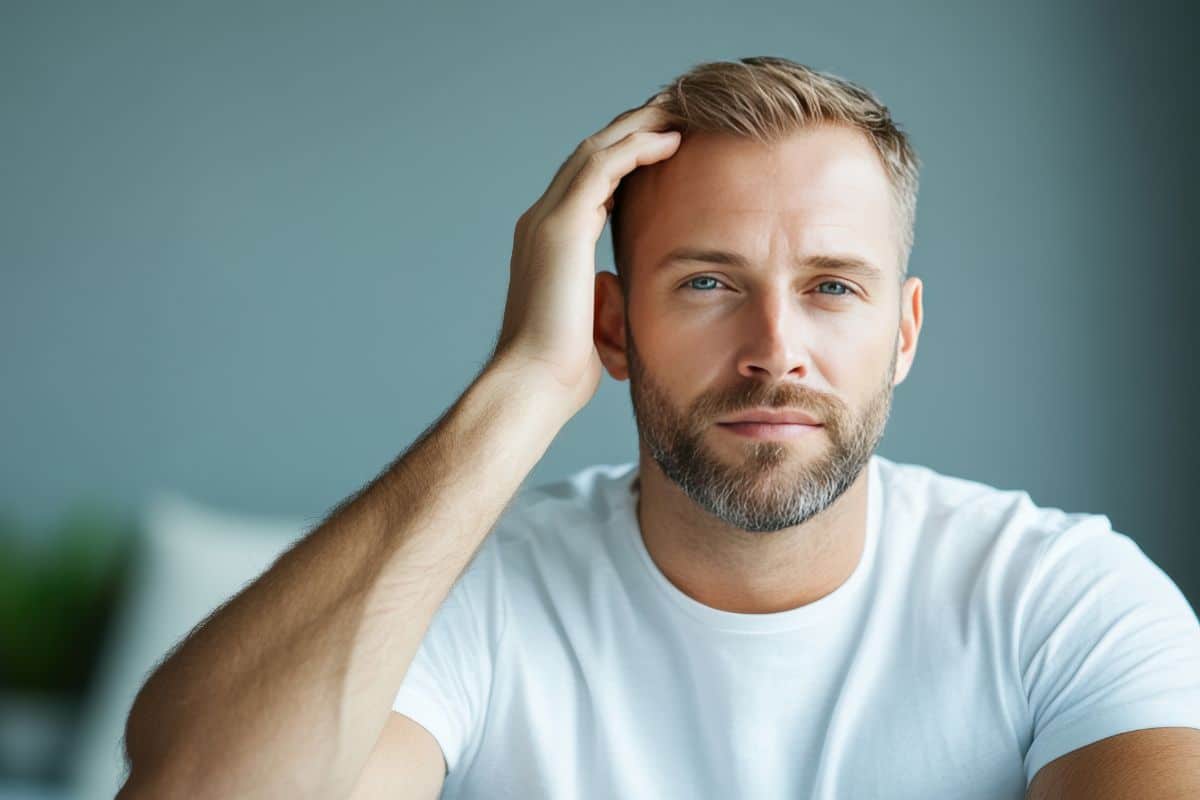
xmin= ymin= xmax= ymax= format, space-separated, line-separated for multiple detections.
xmin=632 ymin=454 xmax=871 ymax=614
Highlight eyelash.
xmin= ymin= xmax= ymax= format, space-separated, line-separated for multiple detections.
xmin=681 ymin=276 xmax=859 ymax=298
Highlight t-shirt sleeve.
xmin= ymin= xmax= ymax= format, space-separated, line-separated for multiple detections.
xmin=1018 ymin=513 xmax=1200 ymax=785
xmin=392 ymin=533 xmax=507 ymax=777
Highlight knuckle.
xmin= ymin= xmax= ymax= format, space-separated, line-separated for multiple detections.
xmin=612 ymin=107 xmax=639 ymax=124
xmin=575 ymin=134 xmax=598 ymax=157
xmin=533 ymin=211 xmax=568 ymax=240
xmin=516 ymin=203 xmax=547 ymax=245
xmin=515 ymin=206 xmax=535 ymax=234
xmin=582 ymin=148 xmax=607 ymax=172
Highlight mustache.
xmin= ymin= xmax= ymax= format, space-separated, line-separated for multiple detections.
xmin=704 ymin=384 xmax=836 ymax=420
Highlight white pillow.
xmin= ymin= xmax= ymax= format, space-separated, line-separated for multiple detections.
xmin=69 ymin=491 xmax=309 ymax=800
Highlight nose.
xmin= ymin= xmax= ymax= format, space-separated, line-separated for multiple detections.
xmin=734 ymin=286 xmax=810 ymax=382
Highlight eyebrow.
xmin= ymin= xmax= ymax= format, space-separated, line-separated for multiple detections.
xmin=655 ymin=247 xmax=885 ymax=281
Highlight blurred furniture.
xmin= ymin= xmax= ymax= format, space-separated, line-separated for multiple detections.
xmin=68 ymin=491 xmax=307 ymax=800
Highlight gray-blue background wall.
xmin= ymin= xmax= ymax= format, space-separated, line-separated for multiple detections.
xmin=3 ymin=1 xmax=1197 ymax=605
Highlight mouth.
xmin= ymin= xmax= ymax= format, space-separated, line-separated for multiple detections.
xmin=716 ymin=421 xmax=823 ymax=441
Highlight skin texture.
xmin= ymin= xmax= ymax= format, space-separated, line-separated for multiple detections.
xmin=595 ymin=124 xmax=923 ymax=613
xmin=1025 ymin=727 xmax=1200 ymax=799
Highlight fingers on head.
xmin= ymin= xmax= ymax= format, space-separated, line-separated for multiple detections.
xmin=600 ymin=103 xmax=672 ymax=146
xmin=611 ymin=92 xmax=670 ymax=125
xmin=564 ymin=130 xmax=678 ymax=217
xmin=547 ymin=106 xmax=671 ymax=207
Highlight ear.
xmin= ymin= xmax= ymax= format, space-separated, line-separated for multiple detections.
xmin=594 ymin=271 xmax=630 ymax=381
xmin=892 ymin=276 xmax=923 ymax=386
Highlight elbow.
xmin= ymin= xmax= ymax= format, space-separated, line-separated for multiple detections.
xmin=116 ymin=756 xmax=184 ymax=800
xmin=119 ymin=684 xmax=190 ymax=799
xmin=115 ymin=769 xmax=156 ymax=800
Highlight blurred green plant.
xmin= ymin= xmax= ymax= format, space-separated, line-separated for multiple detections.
xmin=0 ymin=503 xmax=137 ymax=696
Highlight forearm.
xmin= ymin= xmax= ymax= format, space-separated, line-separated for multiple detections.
xmin=120 ymin=358 xmax=570 ymax=800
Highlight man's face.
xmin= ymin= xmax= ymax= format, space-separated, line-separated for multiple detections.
xmin=608 ymin=124 xmax=918 ymax=533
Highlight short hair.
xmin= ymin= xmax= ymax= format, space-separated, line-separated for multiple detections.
xmin=610 ymin=56 xmax=921 ymax=288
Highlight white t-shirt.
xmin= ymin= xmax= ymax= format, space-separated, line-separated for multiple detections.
xmin=392 ymin=454 xmax=1200 ymax=798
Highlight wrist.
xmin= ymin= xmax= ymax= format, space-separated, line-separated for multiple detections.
xmin=479 ymin=353 xmax=581 ymax=428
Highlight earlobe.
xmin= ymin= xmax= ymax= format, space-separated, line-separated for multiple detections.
xmin=593 ymin=271 xmax=630 ymax=381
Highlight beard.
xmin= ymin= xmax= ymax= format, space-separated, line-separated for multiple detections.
xmin=625 ymin=321 xmax=896 ymax=534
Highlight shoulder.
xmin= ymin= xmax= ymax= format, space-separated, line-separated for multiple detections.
xmin=428 ymin=462 xmax=636 ymax=644
xmin=871 ymin=455 xmax=1142 ymax=615
xmin=874 ymin=454 xmax=1083 ymax=561
xmin=875 ymin=454 xmax=1076 ymax=545
xmin=877 ymin=458 xmax=1196 ymax=662
xmin=509 ymin=462 xmax=635 ymax=525
xmin=472 ymin=461 xmax=636 ymax=575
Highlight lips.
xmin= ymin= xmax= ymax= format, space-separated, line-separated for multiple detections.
xmin=718 ymin=408 xmax=822 ymax=426
xmin=717 ymin=420 xmax=822 ymax=441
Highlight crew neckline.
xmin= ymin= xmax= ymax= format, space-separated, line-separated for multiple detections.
xmin=610 ymin=455 xmax=883 ymax=634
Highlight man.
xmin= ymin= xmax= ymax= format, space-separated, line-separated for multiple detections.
xmin=118 ymin=57 xmax=1200 ymax=799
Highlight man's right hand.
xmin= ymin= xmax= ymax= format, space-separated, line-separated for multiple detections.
xmin=490 ymin=94 xmax=681 ymax=417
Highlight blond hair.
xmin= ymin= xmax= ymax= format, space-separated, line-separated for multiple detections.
xmin=610 ymin=56 xmax=920 ymax=285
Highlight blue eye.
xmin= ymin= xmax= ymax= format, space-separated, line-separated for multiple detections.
xmin=684 ymin=276 xmax=726 ymax=291
xmin=683 ymin=276 xmax=858 ymax=297
xmin=817 ymin=280 xmax=857 ymax=297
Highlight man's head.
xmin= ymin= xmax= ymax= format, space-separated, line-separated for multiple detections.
xmin=610 ymin=57 xmax=921 ymax=291
xmin=594 ymin=56 xmax=924 ymax=533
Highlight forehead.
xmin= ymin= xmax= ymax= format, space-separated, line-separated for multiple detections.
xmin=623 ymin=125 xmax=899 ymax=275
